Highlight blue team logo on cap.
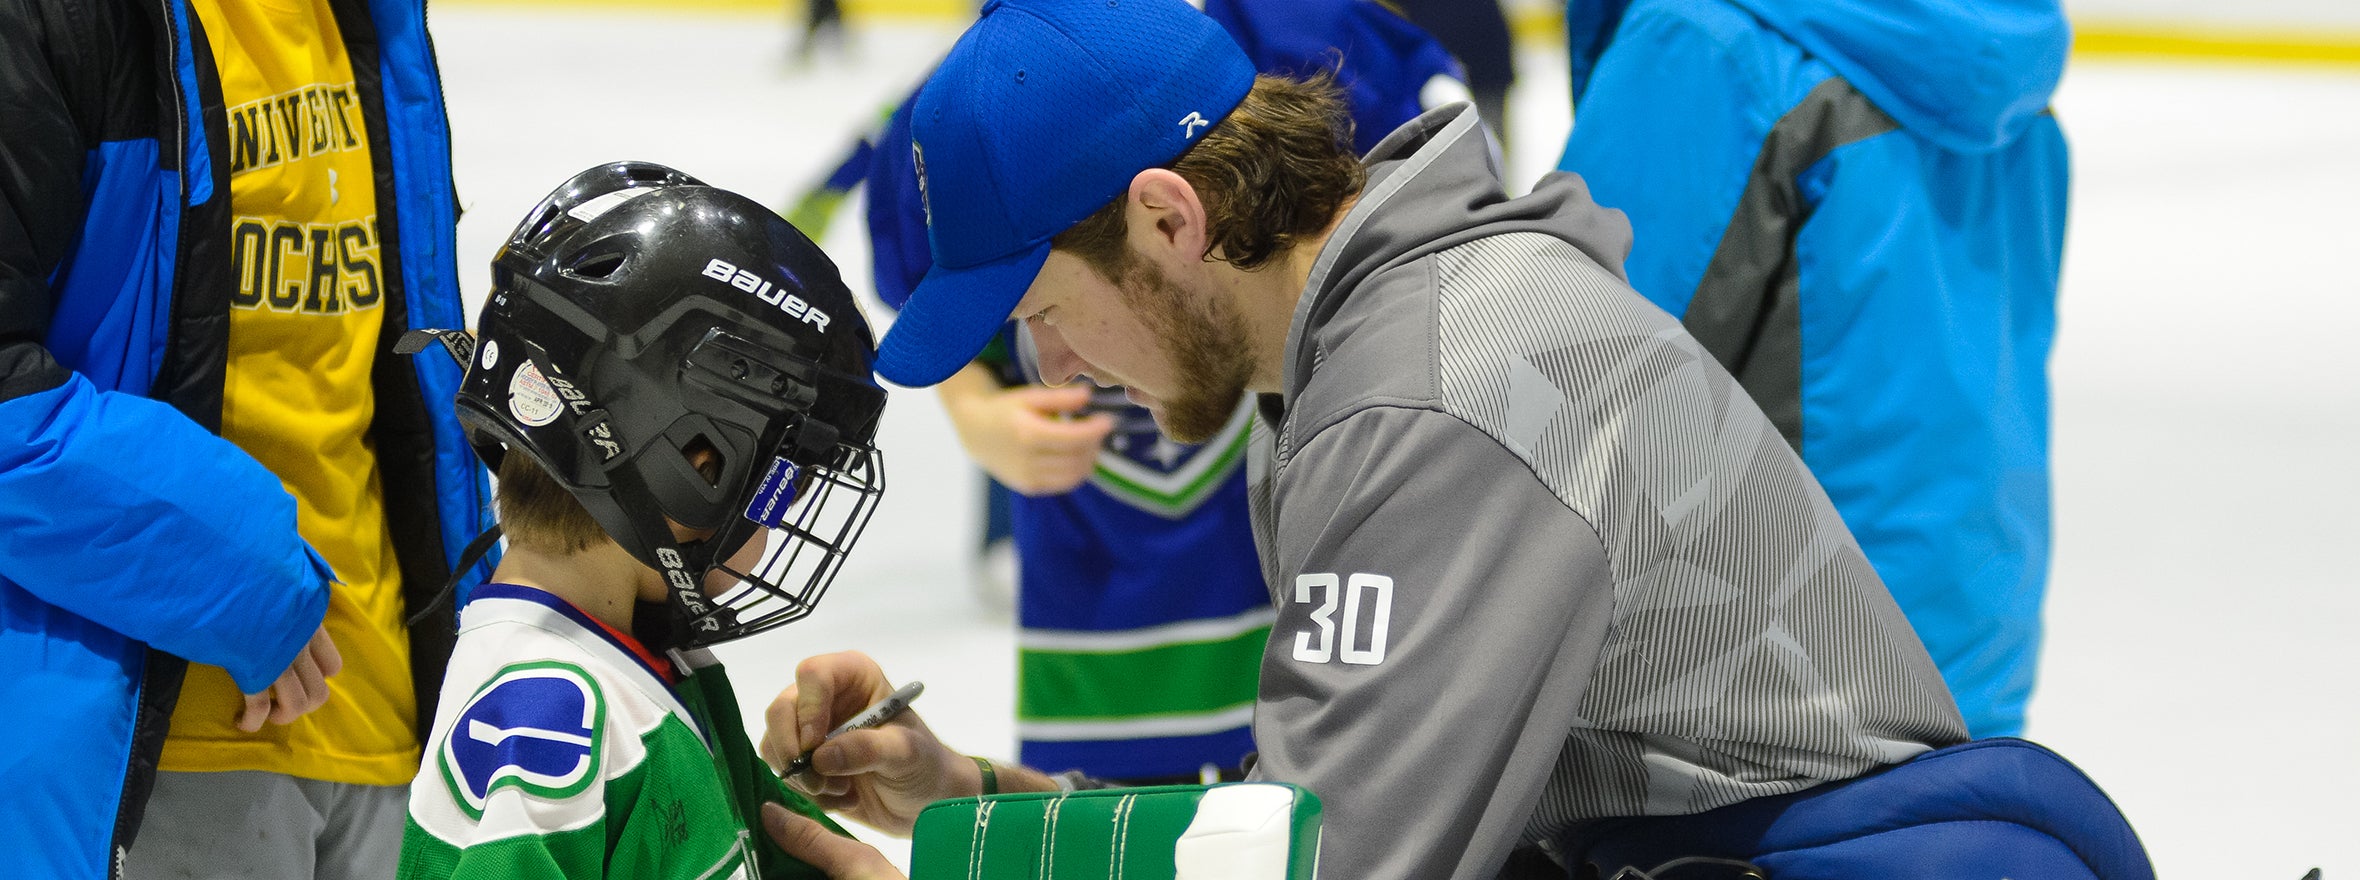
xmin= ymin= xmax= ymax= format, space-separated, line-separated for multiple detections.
xmin=912 ymin=141 xmax=933 ymax=228
xmin=438 ymin=661 xmax=606 ymax=819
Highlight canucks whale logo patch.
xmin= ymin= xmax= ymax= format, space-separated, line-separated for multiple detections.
xmin=439 ymin=661 xmax=605 ymax=819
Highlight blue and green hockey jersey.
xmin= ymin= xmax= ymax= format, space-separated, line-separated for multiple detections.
xmin=400 ymin=584 xmax=842 ymax=880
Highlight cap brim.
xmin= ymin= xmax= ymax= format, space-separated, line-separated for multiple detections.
xmin=874 ymin=241 xmax=1052 ymax=387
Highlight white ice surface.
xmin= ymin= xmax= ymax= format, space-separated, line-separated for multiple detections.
xmin=432 ymin=8 xmax=2359 ymax=875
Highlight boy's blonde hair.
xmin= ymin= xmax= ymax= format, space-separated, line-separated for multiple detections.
xmin=495 ymin=452 xmax=608 ymax=555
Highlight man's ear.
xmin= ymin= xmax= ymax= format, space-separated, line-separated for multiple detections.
xmin=1125 ymin=168 xmax=1211 ymax=263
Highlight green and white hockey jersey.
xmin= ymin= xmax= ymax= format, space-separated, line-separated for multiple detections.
xmin=400 ymin=583 xmax=843 ymax=880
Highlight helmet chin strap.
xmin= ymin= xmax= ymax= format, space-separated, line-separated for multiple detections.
xmin=404 ymin=522 xmax=506 ymax=628
xmin=524 ymin=342 xmax=744 ymax=651
xmin=600 ymin=462 xmax=741 ymax=649
xmin=394 ymin=328 xmax=478 ymax=371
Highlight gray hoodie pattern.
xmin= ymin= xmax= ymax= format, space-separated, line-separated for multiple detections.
xmin=1245 ymin=106 xmax=1966 ymax=880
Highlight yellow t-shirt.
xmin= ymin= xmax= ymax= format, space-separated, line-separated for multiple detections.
xmin=160 ymin=0 xmax=418 ymax=786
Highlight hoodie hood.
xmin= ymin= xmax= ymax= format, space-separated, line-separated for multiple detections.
xmin=1288 ymin=105 xmax=1631 ymax=395
xmin=1570 ymin=0 xmax=2070 ymax=153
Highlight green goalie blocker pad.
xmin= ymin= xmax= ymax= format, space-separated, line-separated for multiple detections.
xmin=909 ymin=782 xmax=1322 ymax=880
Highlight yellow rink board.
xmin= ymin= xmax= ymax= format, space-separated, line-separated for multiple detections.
xmin=433 ymin=0 xmax=2360 ymax=69
xmin=2072 ymin=21 xmax=2360 ymax=67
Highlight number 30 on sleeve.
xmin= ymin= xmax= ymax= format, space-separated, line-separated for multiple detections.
xmin=1291 ymin=572 xmax=1393 ymax=666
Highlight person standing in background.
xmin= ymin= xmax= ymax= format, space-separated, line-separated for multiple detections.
xmin=787 ymin=0 xmax=1465 ymax=785
xmin=1554 ymin=0 xmax=2072 ymax=737
xmin=0 ymin=0 xmax=497 ymax=877
xmin=1391 ymin=0 xmax=1516 ymax=149
xmin=796 ymin=0 xmax=847 ymax=65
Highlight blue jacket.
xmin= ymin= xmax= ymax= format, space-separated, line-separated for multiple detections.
xmin=1556 ymin=0 xmax=2071 ymax=737
xmin=0 ymin=1 xmax=493 ymax=877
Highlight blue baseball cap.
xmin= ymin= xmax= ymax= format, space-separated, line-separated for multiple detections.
xmin=873 ymin=0 xmax=1257 ymax=388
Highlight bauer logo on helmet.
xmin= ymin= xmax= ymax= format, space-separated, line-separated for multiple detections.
xmin=702 ymin=258 xmax=831 ymax=331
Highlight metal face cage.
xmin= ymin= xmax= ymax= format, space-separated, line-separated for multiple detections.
xmin=686 ymin=442 xmax=885 ymax=647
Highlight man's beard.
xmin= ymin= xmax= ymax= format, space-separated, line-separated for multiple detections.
xmin=1115 ymin=256 xmax=1254 ymax=444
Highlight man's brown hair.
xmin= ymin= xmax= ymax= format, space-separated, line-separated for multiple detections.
xmin=1053 ymin=72 xmax=1365 ymax=276
xmin=495 ymin=452 xmax=608 ymax=555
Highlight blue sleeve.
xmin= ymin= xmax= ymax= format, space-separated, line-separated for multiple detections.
xmin=1207 ymin=0 xmax=1467 ymax=153
xmin=1563 ymin=0 xmax=1637 ymax=99
xmin=1554 ymin=0 xmax=1796 ymax=316
xmin=784 ymin=138 xmax=874 ymax=241
xmin=0 ymin=374 xmax=330 ymax=692
xmin=821 ymin=139 xmax=874 ymax=196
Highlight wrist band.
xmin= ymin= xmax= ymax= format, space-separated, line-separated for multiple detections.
xmin=971 ymin=755 xmax=998 ymax=796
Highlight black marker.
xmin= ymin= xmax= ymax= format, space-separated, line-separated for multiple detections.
xmin=781 ymin=680 xmax=925 ymax=776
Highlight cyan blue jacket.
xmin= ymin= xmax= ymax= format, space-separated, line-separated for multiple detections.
xmin=0 ymin=1 xmax=494 ymax=877
xmin=1556 ymin=0 xmax=2070 ymax=737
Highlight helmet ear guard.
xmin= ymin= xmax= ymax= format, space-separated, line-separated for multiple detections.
xmin=411 ymin=160 xmax=889 ymax=650
xmin=668 ymin=328 xmax=888 ymax=645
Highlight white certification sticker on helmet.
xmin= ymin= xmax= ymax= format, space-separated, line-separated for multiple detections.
xmin=566 ymin=186 xmax=656 ymax=224
xmin=479 ymin=339 xmax=500 ymax=370
xmin=509 ymin=360 xmax=564 ymax=427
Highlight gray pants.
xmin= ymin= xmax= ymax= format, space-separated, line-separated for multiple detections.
xmin=125 ymin=770 xmax=407 ymax=880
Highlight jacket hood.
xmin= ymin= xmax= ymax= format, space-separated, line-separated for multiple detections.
xmin=1571 ymin=0 xmax=2070 ymax=153
xmin=1288 ymin=105 xmax=1631 ymax=395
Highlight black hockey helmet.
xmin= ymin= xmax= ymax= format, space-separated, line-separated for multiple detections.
xmin=424 ymin=161 xmax=887 ymax=649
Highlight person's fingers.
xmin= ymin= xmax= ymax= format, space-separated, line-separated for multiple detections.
xmin=808 ymin=790 xmax=863 ymax=813
xmin=807 ymin=727 xmax=885 ymax=778
xmin=792 ymin=652 xmax=890 ymax=751
xmin=760 ymin=803 xmax=906 ymax=880
xmin=1001 ymin=387 xmax=1112 ymax=446
xmin=996 ymin=413 xmax=1113 ymax=496
xmin=1019 ymin=412 xmax=1115 ymax=453
xmin=237 ymin=691 xmax=272 ymax=733
xmin=1006 ymin=383 xmax=1094 ymax=416
xmin=792 ymin=660 xmax=837 ymax=751
xmin=779 ymin=760 xmax=850 ymax=799
xmin=273 ymin=644 xmax=335 ymax=725
xmin=801 ymin=771 xmax=851 ymax=799
xmin=781 ymin=765 xmax=818 ymax=795
xmin=268 ymin=680 xmax=308 ymax=726
xmin=760 ymin=684 xmax=805 ymax=773
xmin=1067 ymin=411 xmax=1116 ymax=438
xmin=808 ymin=721 xmax=945 ymax=782
xmin=308 ymin=626 xmax=343 ymax=678
xmin=292 ymin=645 xmax=331 ymax=703
xmin=241 ymin=624 xmax=343 ymax=730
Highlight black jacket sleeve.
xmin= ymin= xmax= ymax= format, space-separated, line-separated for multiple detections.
xmin=0 ymin=0 xmax=159 ymax=401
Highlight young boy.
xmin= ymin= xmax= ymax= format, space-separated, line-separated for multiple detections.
xmin=397 ymin=162 xmax=889 ymax=880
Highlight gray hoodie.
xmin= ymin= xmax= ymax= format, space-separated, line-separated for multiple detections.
xmin=1245 ymin=105 xmax=1966 ymax=878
